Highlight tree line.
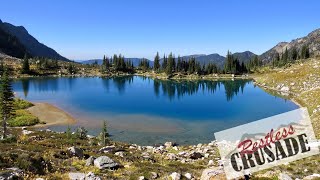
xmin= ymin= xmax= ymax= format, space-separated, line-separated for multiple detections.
xmin=271 ymin=45 xmax=310 ymax=67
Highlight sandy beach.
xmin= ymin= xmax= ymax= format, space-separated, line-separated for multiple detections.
xmin=27 ymin=103 xmax=76 ymax=127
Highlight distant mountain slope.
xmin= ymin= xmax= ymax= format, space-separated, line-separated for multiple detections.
xmin=0 ymin=20 xmax=28 ymax=58
xmin=233 ymin=51 xmax=256 ymax=63
xmin=160 ymin=52 xmax=255 ymax=69
xmin=0 ymin=19 xmax=69 ymax=61
xmin=79 ymin=58 xmax=153 ymax=67
xmin=182 ymin=53 xmax=226 ymax=67
xmin=260 ymin=28 xmax=320 ymax=63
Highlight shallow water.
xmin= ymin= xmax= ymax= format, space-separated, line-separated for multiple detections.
xmin=12 ymin=76 xmax=298 ymax=145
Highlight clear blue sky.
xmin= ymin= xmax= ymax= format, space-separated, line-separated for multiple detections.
xmin=0 ymin=0 xmax=319 ymax=60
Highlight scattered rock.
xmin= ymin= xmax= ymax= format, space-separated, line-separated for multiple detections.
xmin=138 ymin=176 xmax=145 ymax=180
xmin=99 ymin=145 xmax=115 ymax=153
xmin=208 ymin=160 xmax=214 ymax=166
xmin=303 ymin=174 xmax=320 ymax=180
xmin=184 ymin=172 xmax=193 ymax=179
xmin=22 ymin=129 xmax=33 ymax=135
xmin=67 ymin=146 xmax=84 ymax=158
xmin=169 ymin=172 xmax=181 ymax=180
xmin=86 ymin=156 xmax=95 ymax=166
xmin=200 ymin=167 xmax=225 ymax=180
xmin=141 ymin=152 xmax=151 ymax=159
xmin=166 ymin=153 xmax=177 ymax=160
xmin=0 ymin=168 xmax=23 ymax=180
xmin=86 ymin=135 xmax=95 ymax=139
xmin=94 ymin=156 xmax=119 ymax=170
xmin=164 ymin=142 xmax=176 ymax=148
xmin=189 ymin=152 xmax=203 ymax=159
xmin=177 ymin=151 xmax=187 ymax=157
xmin=115 ymin=151 xmax=124 ymax=157
xmin=68 ymin=172 xmax=86 ymax=180
xmin=86 ymin=171 xmax=101 ymax=180
xmin=281 ymin=86 xmax=290 ymax=92
xmin=278 ymin=173 xmax=292 ymax=180
xmin=150 ymin=172 xmax=158 ymax=179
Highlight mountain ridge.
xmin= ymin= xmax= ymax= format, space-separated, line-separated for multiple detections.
xmin=260 ymin=28 xmax=320 ymax=63
xmin=0 ymin=19 xmax=69 ymax=61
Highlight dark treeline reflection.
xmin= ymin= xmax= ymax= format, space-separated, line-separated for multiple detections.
xmin=17 ymin=76 xmax=250 ymax=101
xmin=154 ymin=79 xmax=250 ymax=101
xmin=101 ymin=76 xmax=134 ymax=94
xmin=17 ymin=77 xmax=73 ymax=98
xmin=101 ymin=76 xmax=250 ymax=101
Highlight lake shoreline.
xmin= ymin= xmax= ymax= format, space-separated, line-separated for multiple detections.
xmin=21 ymin=75 xmax=303 ymax=146
xmin=27 ymin=102 xmax=76 ymax=127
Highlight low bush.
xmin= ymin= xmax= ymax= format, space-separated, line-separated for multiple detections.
xmin=13 ymin=98 xmax=34 ymax=109
xmin=7 ymin=109 xmax=39 ymax=127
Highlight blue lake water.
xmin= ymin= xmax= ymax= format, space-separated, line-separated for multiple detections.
xmin=12 ymin=76 xmax=298 ymax=145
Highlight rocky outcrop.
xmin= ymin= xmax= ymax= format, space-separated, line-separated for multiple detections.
xmin=93 ymin=156 xmax=119 ymax=170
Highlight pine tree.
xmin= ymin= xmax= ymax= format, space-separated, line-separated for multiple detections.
xmin=290 ymin=47 xmax=298 ymax=61
xmin=21 ymin=54 xmax=30 ymax=74
xmin=0 ymin=68 xmax=14 ymax=139
xmin=162 ymin=54 xmax=167 ymax=71
xmin=301 ymin=45 xmax=310 ymax=59
xmin=166 ymin=53 xmax=174 ymax=75
xmin=153 ymin=52 xmax=160 ymax=72
xmin=99 ymin=120 xmax=109 ymax=146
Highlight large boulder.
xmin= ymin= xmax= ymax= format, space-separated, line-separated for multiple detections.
xmin=94 ymin=156 xmax=119 ymax=170
xmin=67 ymin=146 xmax=84 ymax=158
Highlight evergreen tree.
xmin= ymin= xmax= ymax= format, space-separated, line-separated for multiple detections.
xmin=21 ymin=54 xmax=30 ymax=74
xmin=272 ymin=52 xmax=280 ymax=67
xmin=177 ymin=56 xmax=182 ymax=72
xmin=0 ymin=68 xmax=14 ymax=139
xmin=166 ymin=53 xmax=174 ymax=75
xmin=99 ymin=120 xmax=109 ymax=146
xmin=139 ymin=58 xmax=150 ymax=71
xmin=301 ymin=45 xmax=310 ymax=59
xmin=290 ymin=47 xmax=298 ymax=61
xmin=281 ymin=48 xmax=289 ymax=65
xmin=153 ymin=52 xmax=160 ymax=72
xmin=162 ymin=54 xmax=167 ymax=71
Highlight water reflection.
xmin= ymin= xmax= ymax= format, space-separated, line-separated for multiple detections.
xmin=100 ymin=76 xmax=250 ymax=101
xmin=101 ymin=76 xmax=134 ymax=94
xmin=17 ymin=76 xmax=250 ymax=101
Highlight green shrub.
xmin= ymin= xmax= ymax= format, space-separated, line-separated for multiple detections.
xmin=0 ymin=136 xmax=17 ymax=143
xmin=14 ymin=98 xmax=34 ymax=109
xmin=7 ymin=109 xmax=39 ymax=127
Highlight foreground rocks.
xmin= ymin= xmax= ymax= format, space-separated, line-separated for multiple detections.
xmin=68 ymin=172 xmax=101 ymax=180
xmin=93 ymin=156 xmax=120 ymax=170
xmin=67 ymin=146 xmax=84 ymax=158
xmin=0 ymin=168 xmax=23 ymax=180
